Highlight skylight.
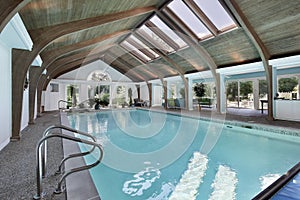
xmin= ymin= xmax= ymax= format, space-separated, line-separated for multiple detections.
xmin=193 ymin=0 xmax=236 ymax=31
xmin=168 ymin=0 xmax=212 ymax=39
xmin=149 ymin=16 xmax=187 ymax=49
xmin=138 ymin=25 xmax=175 ymax=53
xmin=120 ymin=41 xmax=151 ymax=62
xmin=127 ymin=35 xmax=160 ymax=59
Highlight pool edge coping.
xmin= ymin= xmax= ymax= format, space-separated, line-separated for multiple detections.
xmin=60 ymin=112 xmax=101 ymax=200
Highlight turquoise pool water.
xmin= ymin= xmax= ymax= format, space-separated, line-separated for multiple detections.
xmin=67 ymin=109 xmax=300 ymax=200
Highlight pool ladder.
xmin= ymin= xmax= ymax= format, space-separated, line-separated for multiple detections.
xmin=33 ymin=125 xmax=104 ymax=199
xmin=58 ymin=100 xmax=75 ymax=110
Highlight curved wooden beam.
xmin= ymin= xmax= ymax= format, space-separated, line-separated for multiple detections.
xmin=40 ymin=30 xmax=130 ymax=69
xmin=117 ymin=45 xmax=177 ymax=80
xmin=221 ymin=0 xmax=273 ymax=119
xmin=134 ymin=32 xmax=191 ymax=108
xmin=157 ymin=11 xmax=221 ymax=112
xmin=0 ymin=0 xmax=30 ymax=33
xmin=43 ymin=56 xmax=102 ymax=91
xmin=46 ymin=53 xmax=101 ymax=79
xmin=11 ymin=6 xmax=156 ymax=138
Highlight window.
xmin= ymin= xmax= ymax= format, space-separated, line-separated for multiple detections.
xmin=193 ymin=0 xmax=236 ymax=31
xmin=50 ymin=83 xmax=59 ymax=92
xmin=137 ymin=25 xmax=175 ymax=53
xmin=126 ymin=35 xmax=160 ymax=59
xmin=149 ymin=15 xmax=187 ymax=49
xmin=121 ymin=40 xmax=151 ymax=62
xmin=167 ymin=0 xmax=212 ymax=39
xmin=88 ymin=71 xmax=111 ymax=82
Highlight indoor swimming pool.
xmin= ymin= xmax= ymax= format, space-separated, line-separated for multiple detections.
xmin=67 ymin=109 xmax=300 ymax=200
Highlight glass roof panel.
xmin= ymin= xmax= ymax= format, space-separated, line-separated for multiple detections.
xmin=128 ymin=35 xmax=160 ymax=58
xmin=168 ymin=0 xmax=212 ymax=39
xmin=139 ymin=25 xmax=175 ymax=53
xmin=150 ymin=15 xmax=187 ymax=49
xmin=193 ymin=0 xmax=236 ymax=30
xmin=121 ymin=41 xmax=151 ymax=62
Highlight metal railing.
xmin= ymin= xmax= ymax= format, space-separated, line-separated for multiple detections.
xmin=58 ymin=100 xmax=75 ymax=110
xmin=252 ymin=162 xmax=300 ymax=199
xmin=34 ymin=125 xmax=103 ymax=199
xmin=41 ymin=125 xmax=97 ymax=177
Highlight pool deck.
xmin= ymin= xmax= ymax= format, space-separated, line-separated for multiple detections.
xmin=0 ymin=107 xmax=300 ymax=199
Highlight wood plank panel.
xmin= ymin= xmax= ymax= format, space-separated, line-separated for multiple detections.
xmin=19 ymin=0 xmax=166 ymax=30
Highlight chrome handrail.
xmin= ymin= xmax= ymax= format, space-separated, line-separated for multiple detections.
xmin=42 ymin=125 xmax=96 ymax=177
xmin=34 ymin=132 xmax=103 ymax=199
xmin=58 ymin=100 xmax=74 ymax=110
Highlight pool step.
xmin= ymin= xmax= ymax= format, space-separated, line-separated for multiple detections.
xmin=169 ymin=152 xmax=208 ymax=200
xmin=209 ymin=165 xmax=238 ymax=200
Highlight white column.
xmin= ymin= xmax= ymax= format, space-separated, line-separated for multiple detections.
xmin=272 ymin=66 xmax=277 ymax=117
xmin=237 ymin=81 xmax=240 ymax=108
xmin=109 ymin=84 xmax=112 ymax=107
xmin=253 ymin=79 xmax=260 ymax=110
xmin=298 ymin=76 xmax=300 ymax=99
xmin=110 ymin=83 xmax=116 ymax=107
xmin=187 ymin=77 xmax=193 ymax=110
xmin=125 ymin=85 xmax=128 ymax=104
xmin=217 ymin=73 xmax=226 ymax=114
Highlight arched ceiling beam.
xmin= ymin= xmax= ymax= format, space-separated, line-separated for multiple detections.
xmin=43 ymin=56 xmax=102 ymax=90
xmin=46 ymin=51 xmax=101 ymax=76
xmin=0 ymin=0 xmax=30 ymax=33
xmin=157 ymin=11 xmax=221 ymax=112
xmin=145 ymin=21 xmax=180 ymax=50
xmin=220 ymin=0 xmax=274 ymax=119
xmin=11 ymin=5 xmax=156 ymax=138
xmin=134 ymin=32 xmax=185 ymax=75
xmin=134 ymin=32 xmax=191 ymax=108
xmin=40 ymin=30 xmax=130 ymax=69
xmin=158 ymin=10 xmax=218 ymax=75
xmin=220 ymin=0 xmax=270 ymax=64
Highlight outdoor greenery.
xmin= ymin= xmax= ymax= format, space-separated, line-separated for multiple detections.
xmin=95 ymin=85 xmax=109 ymax=96
xmin=179 ymin=87 xmax=185 ymax=98
xmin=278 ymin=77 xmax=298 ymax=93
xmin=240 ymin=81 xmax=253 ymax=97
xmin=226 ymin=82 xmax=238 ymax=101
xmin=67 ymin=85 xmax=78 ymax=106
xmin=259 ymin=80 xmax=268 ymax=98
xmin=193 ymin=82 xmax=206 ymax=98
xmin=226 ymin=81 xmax=253 ymax=101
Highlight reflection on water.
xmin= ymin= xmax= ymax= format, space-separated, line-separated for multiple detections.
xmin=123 ymin=167 xmax=161 ymax=197
xmin=147 ymin=182 xmax=174 ymax=200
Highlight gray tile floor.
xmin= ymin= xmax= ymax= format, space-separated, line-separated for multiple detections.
xmin=0 ymin=108 xmax=299 ymax=200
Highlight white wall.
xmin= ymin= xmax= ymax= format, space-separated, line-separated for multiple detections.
xmin=44 ymin=84 xmax=60 ymax=111
xmin=140 ymin=84 xmax=149 ymax=101
xmin=58 ymin=60 xmax=132 ymax=82
xmin=153 ymin=85 xmax=163 ymax=106
xmin=0 ymin=40 xmax=12 ymax=150
xmin=0 ymin=13 xmax=40 ymax=150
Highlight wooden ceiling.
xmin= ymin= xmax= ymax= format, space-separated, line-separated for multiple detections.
xmin=16 ymin=0 xmax=300 ymax=82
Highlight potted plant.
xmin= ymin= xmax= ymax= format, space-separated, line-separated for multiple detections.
xmin=94 ymin=98 xmax=101 ymax=110
xmin=193 ymin=82 xmax=206 ymax=111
